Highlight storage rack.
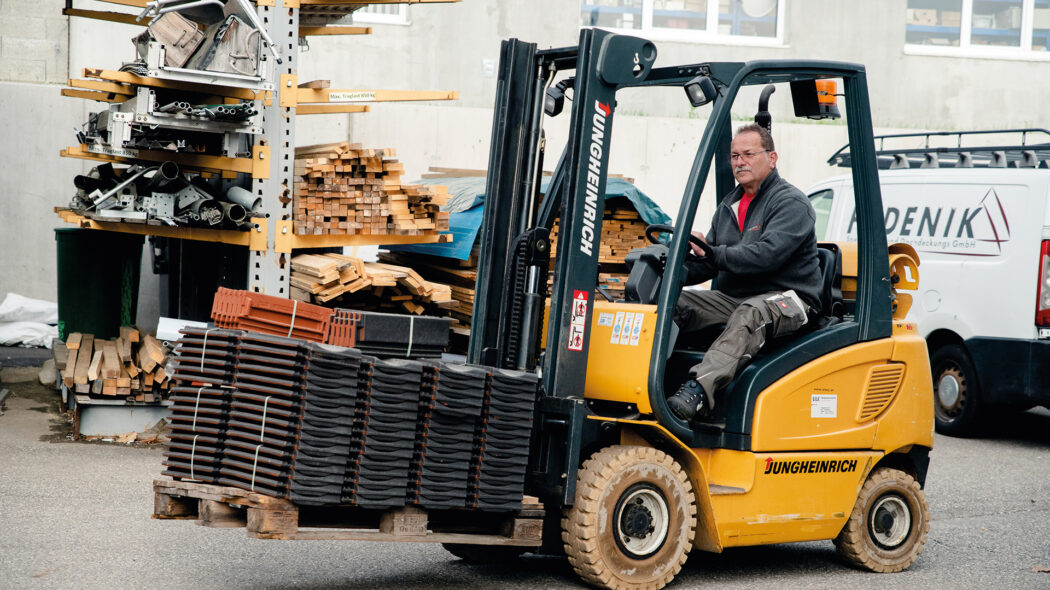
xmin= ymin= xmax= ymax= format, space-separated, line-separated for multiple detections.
xmin=60 ymin=0 xmax=458 ymax=298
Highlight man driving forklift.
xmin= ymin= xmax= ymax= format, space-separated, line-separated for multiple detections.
xmin=667 ymin=122 xmax=823 ymax=421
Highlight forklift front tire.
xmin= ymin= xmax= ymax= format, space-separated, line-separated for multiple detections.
xmin=834 ymin=466 xmax=930 ymax=573
xmin=562 ymin=445 xmax=696 ymax=590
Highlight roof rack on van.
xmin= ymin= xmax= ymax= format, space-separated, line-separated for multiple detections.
xmin=828 ymin=128 xmax=1050 ymax=169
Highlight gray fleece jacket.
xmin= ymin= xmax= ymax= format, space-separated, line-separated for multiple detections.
xmin=707 ymin=168 xmax=822 ymax=313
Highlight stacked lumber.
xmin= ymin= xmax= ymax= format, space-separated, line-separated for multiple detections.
xmin=378 ymin=248 xmax=479 ymax=339
xmin=549 ymin=202 xmax=649 ymax=297
xmin=60 ymin=327 xmax=170 ymax=402
xmin=293 ymin=143 xmax=451 ymax=236
xmin=289 ymin=252 xmax=454 ymax=315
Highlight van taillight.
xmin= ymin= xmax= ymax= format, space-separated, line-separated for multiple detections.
xmin=1038 ymin=240 xmax=1050 ymax=327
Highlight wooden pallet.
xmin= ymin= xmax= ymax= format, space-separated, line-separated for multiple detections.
xmin=153 ymin=479 xmax=544 ymax=545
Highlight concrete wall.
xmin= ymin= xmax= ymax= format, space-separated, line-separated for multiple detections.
xmin=2 ymin=0 xmax=1048 ymax=326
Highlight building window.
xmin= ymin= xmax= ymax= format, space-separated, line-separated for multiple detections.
xmin=906 ymin=0 xmax=1050 ymax=55
xmin=354 ymin=4 xmax=410 ymax=25
xmin=580 ymin=0 xmax=784 ymax=44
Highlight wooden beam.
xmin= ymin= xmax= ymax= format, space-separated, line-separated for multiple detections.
xmin=61 ymin=88 xmax=130 ymax=103
xmin=296 ymin=88 xmax=458 ymax=104
xmin=99 ymin=0 xmax=147 ymax=7
xmin=63 ymin=8 xmax=143 ymax=26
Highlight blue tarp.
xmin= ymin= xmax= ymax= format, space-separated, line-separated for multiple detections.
xmin=386 ymin=177 xmax=672 ymax=261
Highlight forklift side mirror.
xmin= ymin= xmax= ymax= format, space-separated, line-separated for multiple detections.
xmin=684 ymin=76 xmax=717 ymax=107
xmin=545 ymin=78 xmax=575 ymax=117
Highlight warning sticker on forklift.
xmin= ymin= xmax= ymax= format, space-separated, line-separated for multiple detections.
xmin=629 ymin=313 xmax=644 ymax=346
xmin=598 ymin=313 xmax=614 ymax=327
xmin=619 ymin=313 xmax=634 ymax=345
xmin=610 ymin=311 xmax=626 ymax=343
xmin=568 ymin=291 xmax=589 ymax=351
xmin=811 ymin=394 xmax=837 ymax=418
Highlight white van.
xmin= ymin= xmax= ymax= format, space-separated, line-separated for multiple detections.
xmin=808 ymin=130 xmax=1050 ymax=435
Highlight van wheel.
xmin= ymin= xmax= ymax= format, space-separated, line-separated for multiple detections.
xmin=834 ymin=467 xmax=930 ymax=573
xmin=442 ymin=543 xmax=527 ymax=563
xmin=931 ymin=344 xmax=982 ymax=436
xmin=562 ymin=445 xmax=696 ymax=590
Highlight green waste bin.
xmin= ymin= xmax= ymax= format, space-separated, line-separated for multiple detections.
xmin=54 ymin=228 xmax=143 ymax=341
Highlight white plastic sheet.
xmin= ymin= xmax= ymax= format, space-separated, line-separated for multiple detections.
xmin=0 ymin=293 xmax=59 ymax=348
xmin=0 ymin=293 xmax=59 ymax=324
xmin=0 ymin=321 xmax=58 ymax=348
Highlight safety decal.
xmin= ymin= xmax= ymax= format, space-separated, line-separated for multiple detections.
xmin=610 ymin=311 xmax=626 ymax=343
xmin=568 ymin=290 xmax=589 ymax=351
xmin=618 ymin=312 xmax=634 ymax=345
xmin=628 ymin=313 xmax=644 ymax=346
xmin=598 ymin=312 xmax=614 ymax=327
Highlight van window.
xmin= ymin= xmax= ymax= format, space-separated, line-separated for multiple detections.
xmin=808 ymin=188 xmax=834 ymax=240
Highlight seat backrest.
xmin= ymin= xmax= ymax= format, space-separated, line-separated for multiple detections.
xmin=815 ymin=244 xmax=844 ymax=320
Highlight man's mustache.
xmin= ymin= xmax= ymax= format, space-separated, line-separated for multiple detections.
xmin=734 ymin=166 xmax=751 ymax=174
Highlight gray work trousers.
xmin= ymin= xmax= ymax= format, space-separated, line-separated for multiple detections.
xmin=673 ymin=289 xmax=808 ymax=409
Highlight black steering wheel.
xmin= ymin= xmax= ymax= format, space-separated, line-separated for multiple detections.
xmin=645 ymin=223 xmax=714 ymax=259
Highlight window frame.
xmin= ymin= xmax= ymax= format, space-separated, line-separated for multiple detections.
xmin=904 ymin=0 xmax=1050 ymax=61
xmin=579 ymin=0 xmax=787 ymax=47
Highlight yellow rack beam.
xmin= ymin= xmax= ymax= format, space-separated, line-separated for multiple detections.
xmin=56 ymin=208 xmax=255 ymax=247
xmin=61 ymin=144 xmax=270 ymax=178
xmin=83 ymin=68 xmax=266 ymax=101
xmin=61 ymin=89 xmax=130 ymax=103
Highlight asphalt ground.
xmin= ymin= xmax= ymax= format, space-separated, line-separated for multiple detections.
xmin=1 ymin=378 xmax=1048 ymax=590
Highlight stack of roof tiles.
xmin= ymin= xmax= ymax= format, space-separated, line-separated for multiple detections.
xmin=473 ymin=370 xmax=539 ymax=511
xmin=163 ymin=328 xmax=539 ymax=512
xmin=162 ymin=327 xmax=239 ymax=483
xmin=212 ymin=287 xmax=450 ymax=359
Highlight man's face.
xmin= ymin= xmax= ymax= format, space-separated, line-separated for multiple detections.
xmin=730 ymin=131 xmax=777 ymax=191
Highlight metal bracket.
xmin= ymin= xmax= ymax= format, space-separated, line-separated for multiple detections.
xmin=275 ymin=218 xmax=294 ymax=253
xmin=249 ymin=217 xmax=268 ymax=251
xmin=251 ymin=144 xmax=271 ymax=178
xmin=280 ymin=74 xmax=298 ymax=107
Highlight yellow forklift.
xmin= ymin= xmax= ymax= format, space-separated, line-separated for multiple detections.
xmin=466 ymin=29 xmax=934 ymax=589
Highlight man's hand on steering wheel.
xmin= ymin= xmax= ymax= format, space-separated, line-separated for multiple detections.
xmin=644 ymin=223 xmax=714 ymax=259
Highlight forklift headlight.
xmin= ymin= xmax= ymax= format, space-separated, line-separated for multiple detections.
xmin=545 ymin=87 xmax=565 ymax=117
xmin=684 ymin=76 xmax=717 ymax=107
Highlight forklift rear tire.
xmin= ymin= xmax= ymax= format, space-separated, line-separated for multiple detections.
xmin=562 ymin=445 xmax=696 ymax=590
xmin=834 ymin=466 xmax=930 ymax=573
xmin=442 ymin=543 xmax=528 ymax=564
xmin=931 ymin=344 xmax=983 ymax=436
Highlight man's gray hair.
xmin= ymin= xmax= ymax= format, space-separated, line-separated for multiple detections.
xmin=735 ymin=123 xmax=775 ymax=152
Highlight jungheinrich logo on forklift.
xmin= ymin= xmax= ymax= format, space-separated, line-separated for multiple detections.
xmin=763 ymin=456 xmax=858 ymax=475
xmin=579 ymin=101 xmax=612 ymax=258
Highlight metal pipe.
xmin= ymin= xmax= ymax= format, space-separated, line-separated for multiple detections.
xmin=89 ymin=166 xmax=158 ymax=209
xmin=225 ymin=186 xmax=261 ymax=213
xmin=143 ymin=161 xmax=184 ymax=193
xmin=220 ymin=201 xmax=247 ymax=224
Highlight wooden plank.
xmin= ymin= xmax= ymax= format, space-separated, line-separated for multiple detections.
xmin=297 ymin=79 xmax=331 ymax=89
xmin=142 ymin=334 xmax=167 ymax=366
xmin=62 ymin=346 xmax=79 ymax=388
xmin=199 ymin=500 xmax=247 ymax=528
xmin=67 ymin=333 xmax=83 ymax=350
xmin=72 ymin=335 xmax=95 ymax=386
xmin=87 ymin=350 xmax=104 ymax=382
xmin=120 ymin=326 xmax=140 ymax=343
xmin=153 ymin=492 xmax=198 ymax=520
xmin=101 ymin=340 xmax=121 ymax=380
xmin=152 ymin=479 xmax=295 ymax=510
